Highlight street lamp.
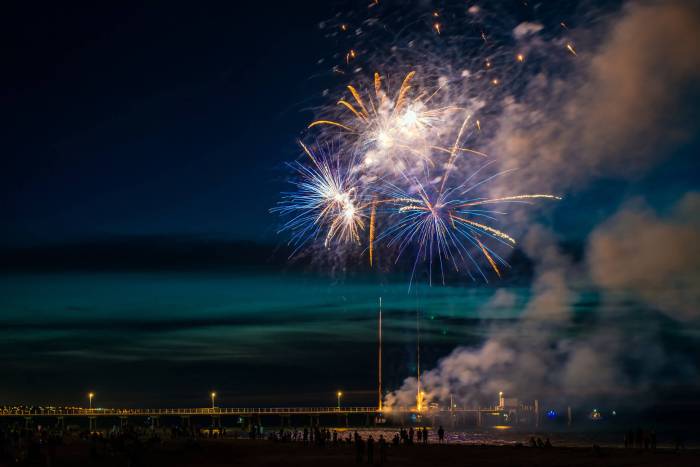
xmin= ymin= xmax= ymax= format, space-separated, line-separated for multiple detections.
xmin=337 ymin=391 xmax=343 ymax=410
xmin=211 ymin=392 xmax=216 ymax=409
xmin=88 ymin=392 xmax=94 ymax=410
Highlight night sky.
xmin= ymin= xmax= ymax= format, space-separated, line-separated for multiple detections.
xmin=2 ymin=2 xmax=337 ymax=244
xmin=1 ymin=1 xmax=699 ymax=412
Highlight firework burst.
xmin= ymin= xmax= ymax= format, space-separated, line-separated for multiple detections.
xmin=273 ymin=2 xmax=566 ymax=284
xmin=273 ymin=143 xmax=366 ymax=256
xmin=376 ymin=164 xmax=560 ymax=286
xmin=308 ymin=71 xmax=477 ymax=176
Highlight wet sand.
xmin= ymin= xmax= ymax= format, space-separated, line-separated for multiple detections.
xmin=43 ymin=439 xmax=699 ymax=467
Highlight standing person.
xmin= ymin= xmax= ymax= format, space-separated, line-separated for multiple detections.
xmin=378 ymin=435 xmax=387 ymax=465
xmin=355 ymin=435 xmax=364 ymax=464
xmin=367 ymin=435 xmax=375 ymax=464
xmin=422 ymin=427 xmax=428 ymax=444
xmin=437 ymin=426 xmax=445 ymax=443
xmin=408 ymin=427 xmax=414 ymax=444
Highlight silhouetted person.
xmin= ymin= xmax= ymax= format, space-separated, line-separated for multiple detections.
xmin=536 ymin=437 xmax=544 ymax=448
xmin=545 ymin=437 xmax=552 ymax=448
xmin=355 ymin=436 xmax=365 ymax=464
xmin=416 ymin=429 xmax=422 ymax=443
xmin=408 ymin=427 xmax=414 ymax=444
xmin=437 ymin=426 xmax=445 ymax=443
xmin=635 ymin=427 xmax=643 ymax=448
xmin=529 ymin=437 xmax=537 ymax=448
xmin=422 ymin=427 xmax=428 ymax=444
xmin=367 ymin=435 xmax=375 ymax=464
xmin=378 ymin=435 xmax=387 ymax=465
xmin=674 ymin=434 xmax=685 ymax=451
xmin=46 ymin=434 xmax=57 ymax=467
xmin=392 ymin=433 xmax=400 ymax=446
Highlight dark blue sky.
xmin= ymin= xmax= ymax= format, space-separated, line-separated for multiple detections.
xmin=2 ymin=2 xmax=342 ymax=244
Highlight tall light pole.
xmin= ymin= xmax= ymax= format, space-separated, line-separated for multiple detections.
xmin=211 ymin=392 xmax=216 ymax=409
xmin=88 ymin=392 xmax=94 ymax=410
xmin=378 ymin=296 xmax=382 ymax=412
xmin=337 ymin=391 xmax=343 ymax=410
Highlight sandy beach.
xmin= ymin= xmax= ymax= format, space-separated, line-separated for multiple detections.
xmin=20 ymin=438 xmax=699 ymax=467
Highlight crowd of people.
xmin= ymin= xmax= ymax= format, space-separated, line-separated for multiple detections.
xmin=624 ymin=427 xmax=657 ymax=449
xmin=262 ymin=425 xmax=447 ymax=464
xmin=0 ymin=421 xmax=692 ymax=465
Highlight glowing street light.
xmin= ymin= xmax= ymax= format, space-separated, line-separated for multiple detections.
xmin=211 ymin=392 xmax=216 ymax=409
xmin=88 ymin=392 xmax=94 ymax=410
xmin=337 ymin=391 xmax=343 ymax=410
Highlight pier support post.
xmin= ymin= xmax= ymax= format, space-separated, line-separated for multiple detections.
xmin=476 ymin=411 xmax=482 ymax=427
xmin=120 ymin=417 xmax=128 ymax=430
xmin=24 ymin=417 xmax=32 ymax=430
xmin=567 ymin=406 xmax=572 ymax=427
xmin=57 ymin=416 xmax=65 ymax=431
xmin=535 ymin=400 xmax=539 ymax=428
xmin=89 ymin=416 xmax=97 ymax=433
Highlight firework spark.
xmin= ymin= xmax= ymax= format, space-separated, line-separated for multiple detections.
xmin=273 ymin=143 xmax=366 ymax=255
xmin=308 ymin=71 xmax=466 ymax=174
xmin=375 ymin=164 xmax=556 ymax=286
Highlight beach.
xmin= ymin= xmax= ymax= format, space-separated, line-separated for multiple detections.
xmin=16 ymin=438 xmax=699 ymax=467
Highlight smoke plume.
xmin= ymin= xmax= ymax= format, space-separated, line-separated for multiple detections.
xmin=386 ymin=2 xmax=700 ymax=410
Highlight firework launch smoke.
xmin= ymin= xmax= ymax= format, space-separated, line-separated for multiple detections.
xmin=384 ymin=1 xmax=700 ymax=409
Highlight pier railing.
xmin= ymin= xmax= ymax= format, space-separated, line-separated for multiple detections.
xmin=0 ymin=406 xmax=508 ymax=417
xmin=0 ymin=407 xmax=382 ymax=417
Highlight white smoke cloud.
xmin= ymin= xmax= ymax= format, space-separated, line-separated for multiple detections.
xmin=385 ymin=2 xmax=700 ymax=409
xmin=588 ymin=193 xmax=700 ymax=321
xmin=386 ymin=223 xmax=695 ymax=408
xmin=491 ymin=1 xmax=700 ymax=195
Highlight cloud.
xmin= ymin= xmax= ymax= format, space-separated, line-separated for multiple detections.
xmin=588 ymin=192 xmax=700 ymax=321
